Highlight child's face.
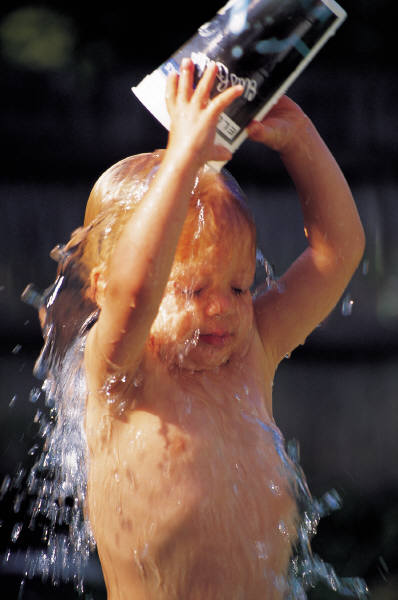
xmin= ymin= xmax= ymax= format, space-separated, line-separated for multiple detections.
xmin=150 ymin=227 xmax=256 ymax=370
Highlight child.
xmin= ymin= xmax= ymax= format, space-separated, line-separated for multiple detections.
xmin=83 ymin=58 xmax=365 ymax=599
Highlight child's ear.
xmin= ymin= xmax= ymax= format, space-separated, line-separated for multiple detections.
xmin=89 ymin=263 xmax=107 ymax=307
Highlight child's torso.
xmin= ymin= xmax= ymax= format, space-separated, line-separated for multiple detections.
xmin=85 ymin=333 xmax=297 ymax=600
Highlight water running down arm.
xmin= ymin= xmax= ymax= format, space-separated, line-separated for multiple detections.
xmin=249 ymin=96 xmax=365 ymax=368
xmin=85 ymin=60 xmax=244 ymax=391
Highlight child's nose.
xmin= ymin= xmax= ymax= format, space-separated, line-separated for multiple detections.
xmin=205 ymin=292 xmax=232 ymax=317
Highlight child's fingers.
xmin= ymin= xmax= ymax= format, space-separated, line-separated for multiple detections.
xmin=194 ymin=61 xmax=218 ymax=106
xmin=267 ymin=95 xmax=301 ymax=117
xmin=178 ymin=57 xmax=195 ymax=101
xmin=247 ymin=96 xmax=307 ymax=151
xmin=247 ymin=119 xmax=286 ymax=150
xmin=211 ymin=144 xmax=233 ymax=163
xmin=165 ymin=70 xmax=179 ymax=113
xmin=247 ymin=120 xmax=274 ymax=143
xmin=208 ymin=84 xmax=244 ymax=120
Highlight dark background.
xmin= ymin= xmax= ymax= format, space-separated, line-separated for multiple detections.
xmin=0 ymin=1 xmax=397 ymax=598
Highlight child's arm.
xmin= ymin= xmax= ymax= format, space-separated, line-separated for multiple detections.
xmin=249 ymin=96 xmax=365 ymax=368
xmin=85 ymin=59 xmax=243 ymax=392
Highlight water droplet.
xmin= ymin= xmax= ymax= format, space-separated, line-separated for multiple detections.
xmin=28 ymin=444 xmax=39 ymax=456
xmin=11 ymin=522 xmax=23 ymax=543
xmin=341 ymin=293 xmax=354 ymax=316
xmin=12 ymin=467 xmax=26 ymax=491
xmin=255 ymin=540 xmax=268 ymax=560
xmin=269 ymin=480 xmax=280 ymax=495
xmin=362 ymin=259 xmax=369 ymax=276
xmin=377 ymin=555 xmax=389 ymax=581
xmin=29 ymin=387 xmax=41 ymax=403
xmin=12 ymin=344 xmax=22 ymax=355
xmin=278 ymin=520 xmax=288 ymax=536
xmin=21 ymin=283 xmax=43 ymax=309
xmin=0 ymin=475 xmax=11 ymax=499
xmin=9 ymin=394 xmax=17 ymax=408
xmin=185 ymin=397 xmax=192 ymax=414
xmin=320 ymin=489 xmax=342 ymax=515
xmin=13 ymin=494 xmax=24 ymax=514
xmin=33 ymin=409 xmax=42 ymax=423
xmin=17 ymin=578 xmax=26 ymax=600
xmin=133 ymin=372 xmax=144 ymax=387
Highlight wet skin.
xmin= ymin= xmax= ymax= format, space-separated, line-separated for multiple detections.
xmin=85 ymin=230 xmax=298 ymax=600
xmin=149 ymin=230 xmax=255 ymax=371
xmin=75 ymin=53 xmax=365 ymax=600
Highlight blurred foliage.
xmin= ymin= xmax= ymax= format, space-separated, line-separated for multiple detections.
xmin=0 ymin=7 xmax=75 ymax=71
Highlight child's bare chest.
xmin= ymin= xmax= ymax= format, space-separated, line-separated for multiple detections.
xmin=86 ymin=360 xmax=297 ymax=597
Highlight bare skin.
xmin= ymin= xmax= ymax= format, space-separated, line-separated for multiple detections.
xmin=84 ymin=58 xmax=365 ymax=599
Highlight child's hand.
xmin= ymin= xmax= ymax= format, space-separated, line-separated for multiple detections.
xmin=165 ymin=58 xmax=244 ymax=167
xmin=247 ymin=95 xmax=310 ymax=155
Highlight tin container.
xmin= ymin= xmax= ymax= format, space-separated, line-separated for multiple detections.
xmin=133 ymin=0 xmax=346 ymax=168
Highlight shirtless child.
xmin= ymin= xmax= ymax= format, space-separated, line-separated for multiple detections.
xmin=83 ymin=58 xmax=365 ymax=599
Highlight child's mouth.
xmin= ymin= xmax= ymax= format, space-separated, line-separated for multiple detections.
xmin=199 ymin=332 xmax=231 ymax=347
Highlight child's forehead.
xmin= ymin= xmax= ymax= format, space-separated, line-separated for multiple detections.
xmin=180 ymin=196 xmax=255 ymax=250
xmin=171 ymin=233 xmax=255 ymax=281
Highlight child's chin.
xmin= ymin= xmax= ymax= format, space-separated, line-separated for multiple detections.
xmin=155 ymin=343 xmax=228 ymax=371
xmin=178 ymin=344 xmax=232 ymax=371
xmin=150 ymin=331 xmax=237 ymax=371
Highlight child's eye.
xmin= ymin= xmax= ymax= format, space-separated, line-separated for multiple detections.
xmin=232 ymin=287 xmax=244 ymax=296
xmin=181 ymin=287 xmax=202 ymax=298
xmin=190 ymin=288 xmax=202 ymax=297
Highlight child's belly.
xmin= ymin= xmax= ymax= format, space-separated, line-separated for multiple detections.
xmin=86 ymin=393 xmax=298 ymax=600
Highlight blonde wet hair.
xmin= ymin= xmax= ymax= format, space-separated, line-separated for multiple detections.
xmin=82 ymin=150 xmax=256 ymax=281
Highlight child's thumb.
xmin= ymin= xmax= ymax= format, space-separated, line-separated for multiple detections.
xmin=211 ymin=144 xmax=233 ymax=163
xmin=247 ymin=120 xmax=285 ymax=152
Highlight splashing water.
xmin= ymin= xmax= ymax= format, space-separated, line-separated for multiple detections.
xmin=2 ymin=224 xmax=98 ymax=594
xmin=1 ymin=211 xmax=368 ymax=598
xmin=284 ymin=439 xmax=368 ymax=598
xmin=253 ymin=251 xmax=369 ymax=598
xmin=254 ymin=247 xmax=282 ymax=295
xmin=341 ymin=292 xmax=354 ymax=317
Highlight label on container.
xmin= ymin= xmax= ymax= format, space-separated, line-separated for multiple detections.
xmin=132 ymin=0 xmax=346 ymax=168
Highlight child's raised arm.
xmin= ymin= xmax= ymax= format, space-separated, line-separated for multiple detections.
xmin=85 ymin=59 xmax=243 ymax=393
xmin=249 ymin=96 xmax=365 ymax=368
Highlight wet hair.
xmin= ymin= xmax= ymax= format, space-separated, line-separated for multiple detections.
xmin=82 ymin=150 xmax=256 ymax=276
xmin=81 ymin=151 xmax=164 ymax=277
xmin=175 ymin=164 xmax=256 ymax=264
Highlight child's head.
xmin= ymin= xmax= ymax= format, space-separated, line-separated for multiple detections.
xmin=84 ymin=151 xmax=257 ymax=368
xmin=84 ymin=150 xmax=255 ymax=271
xmin=82 ymin=151 xmax=164 ymax=280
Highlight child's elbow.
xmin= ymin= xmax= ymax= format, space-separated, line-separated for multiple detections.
xmin=339 ymin=221 xmax=366 ymax=284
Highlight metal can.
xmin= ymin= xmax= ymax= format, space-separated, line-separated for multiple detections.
xmin=133 ymin=0 xmax=346 ymax=168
